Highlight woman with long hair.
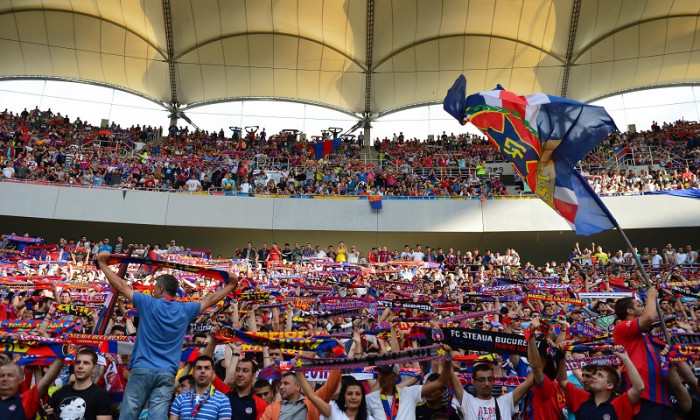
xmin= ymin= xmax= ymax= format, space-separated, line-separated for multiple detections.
xmin=295 ymin=372 xmax=368 ymax=420
xmin=336 ymin=242 xmax=347 ymax=263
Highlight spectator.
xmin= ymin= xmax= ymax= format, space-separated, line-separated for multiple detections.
xmin=366 ymin=356 xmax=453 ymax=420
xmin=453 ymin=363 xmax=533 ymax=420
xmin=252 ymin=379 xmax=274 ymax=406
xmin=0 ymin=358 xmax=64 ymax=420
xmin=259 ymin=370 xmax=340 ymax=420
xmin=97 ymin=252 xmax=239 ymax=420
xmin=613 ymin=287 xmax=675 ymax=418
xmin=169 ymin=355 xmax=232 ymax=420
xmin=221 ymin=357 xmax=267 ymax=420
xmin=47 ymin=347 xmax=112 ymax=420
xmin=296 ymin=373 xmax=368 ymax=420
xmin=558 ymin=349 xmax=644 ymax=420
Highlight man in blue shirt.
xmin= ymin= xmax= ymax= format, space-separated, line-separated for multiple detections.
xmin=97 ymin=252 xmax=239 ymax=420
xmin=170 ymin=356 xmax=231 ymax=420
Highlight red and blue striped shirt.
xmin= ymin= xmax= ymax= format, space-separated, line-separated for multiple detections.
xmin=613 ymin=317 xmax=671 ymax=406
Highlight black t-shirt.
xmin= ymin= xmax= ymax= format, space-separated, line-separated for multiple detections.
xmin=674 ymin=396 xmax=700 ymax=420
xmin=415 ymin=401 xmax=461 ymax=420
xmin=48 ymin=383 xmax=112 ymax=420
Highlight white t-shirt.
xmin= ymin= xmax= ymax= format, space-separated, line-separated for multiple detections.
xmin=412 ymin=251 xmax=425 ymax=261
xmin=460 ymin=391 xmax=518 ymax=420
xmin=320 ymin=401 xmax=355 ymax=420
xmin=367 ymin=385 xmax=423 ymax=420
xmin=676 ymin=252 xmax=688 ymax=265
xmin=186 ymin=179 xmax=201 ymax=191
xmin=610 ymin=256 xmax=624 ymax=265
xmin=651 ymin=254 xmax=664 ymax=268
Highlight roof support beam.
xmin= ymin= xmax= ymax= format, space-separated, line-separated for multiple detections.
xmin=162 ymin=0 xmax=177 ymax=106
xmin=561 ymin=0 xmax=582 ymax=97
xmin=364 ymin=0 xmax=375 ymax=115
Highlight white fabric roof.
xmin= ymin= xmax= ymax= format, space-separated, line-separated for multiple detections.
xmin=0 ymin=0 xmax=698 ymax=117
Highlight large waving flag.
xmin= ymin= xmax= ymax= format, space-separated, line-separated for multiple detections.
xmin=443 ymin=75 xmax=618 ymax=235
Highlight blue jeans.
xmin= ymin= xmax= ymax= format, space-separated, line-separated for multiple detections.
xmin=119 ymin=367 xmax=175 ymax=420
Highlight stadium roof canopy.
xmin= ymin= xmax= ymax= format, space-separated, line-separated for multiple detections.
xmin=1 ymin=0 xmax=699 ymax=119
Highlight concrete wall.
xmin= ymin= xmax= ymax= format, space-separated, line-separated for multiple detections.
xmin=1 ymin=181 xmax=699 ymax=262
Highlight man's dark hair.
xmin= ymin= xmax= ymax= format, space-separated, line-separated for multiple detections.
xmin=473 ymin=363 xmax=494 ymax=375
xmin=193 ymin=355 xmax=215 ymax=369
xmin=253 ymin=379 xmax=272 ymax=390
xmin=76 ymin=346 xmax=98 ymax=365
xmin=178 ymin=374 xmax=194 ymax=386
xmin=425 ymin=372 xmax=441 ymax=382
xmin=581 ymin=364 xmax=597 ymax=374
xmin=598 ymin=365 xmax=620 ymax=389
xmin=282 ymin=371 xmax=297 ymax=381
xmin=192 ymin=332 xmax=208 ymax=342
xmin=155 ymin=274 xmax=179 ymax=297
xmin=237 ymin=358 xmax=258 ymax=372
xmin=110 ymin=324 xmax=126 ymax=334
xmin=615 ymin=297 xmax=636 ymax=320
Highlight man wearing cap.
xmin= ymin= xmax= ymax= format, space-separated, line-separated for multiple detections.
xmin=569 ymin=308 xmax=590 ymax=329
xmin=366 ymin=354 xmax=453 ymax=420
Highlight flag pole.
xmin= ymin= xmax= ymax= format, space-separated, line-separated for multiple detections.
xmin=573 ymin=171 xmax=671 ymax=342
xmin=94 ymin=245 xmax=134 ymax=335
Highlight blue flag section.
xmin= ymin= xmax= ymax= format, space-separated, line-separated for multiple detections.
xmin=443 ymin=76 xmax=618 ymax=235
xmin=368 ymin=195 xmax=382 ymax=210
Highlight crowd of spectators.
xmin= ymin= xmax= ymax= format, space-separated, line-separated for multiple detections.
xmin=1 ymin=232 xmax=700 ymax=419
xmin=1 ymin=107 xmax=699 ymax=199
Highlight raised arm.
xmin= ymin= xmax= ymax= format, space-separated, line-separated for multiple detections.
xmin=615 ymin=349 xmax=644 ymax=405
xmin=295 ymin=371 xmax=332 ymax=418
xmin=284 ymin=302 xmax=294 ymax=332
xmin=37 ymin=357 xmax=64 ymax=397
xmin=667 ymin=365 xmax=692 ymax=414
xmin=199 ymin=278 xmax=239 ymax=313
xmin=421 ymin=356 xmax=453 ymax=397
xmin=527 ymin=316 xmax=544 ymax=385
xmin=557 ymin=350 xmax=569 ymax=391
xmin=224 ymin=342 xmax=242 ymax=387
xmin=511 ymin=374 xmax=534 ymax=404
xmin=638 ymin=286 xmax=659 ymax=330
xmin=97 ymin=252 xmax=134 ymax=302
xmin=450 ymin=366 xmax=464 ymax=403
